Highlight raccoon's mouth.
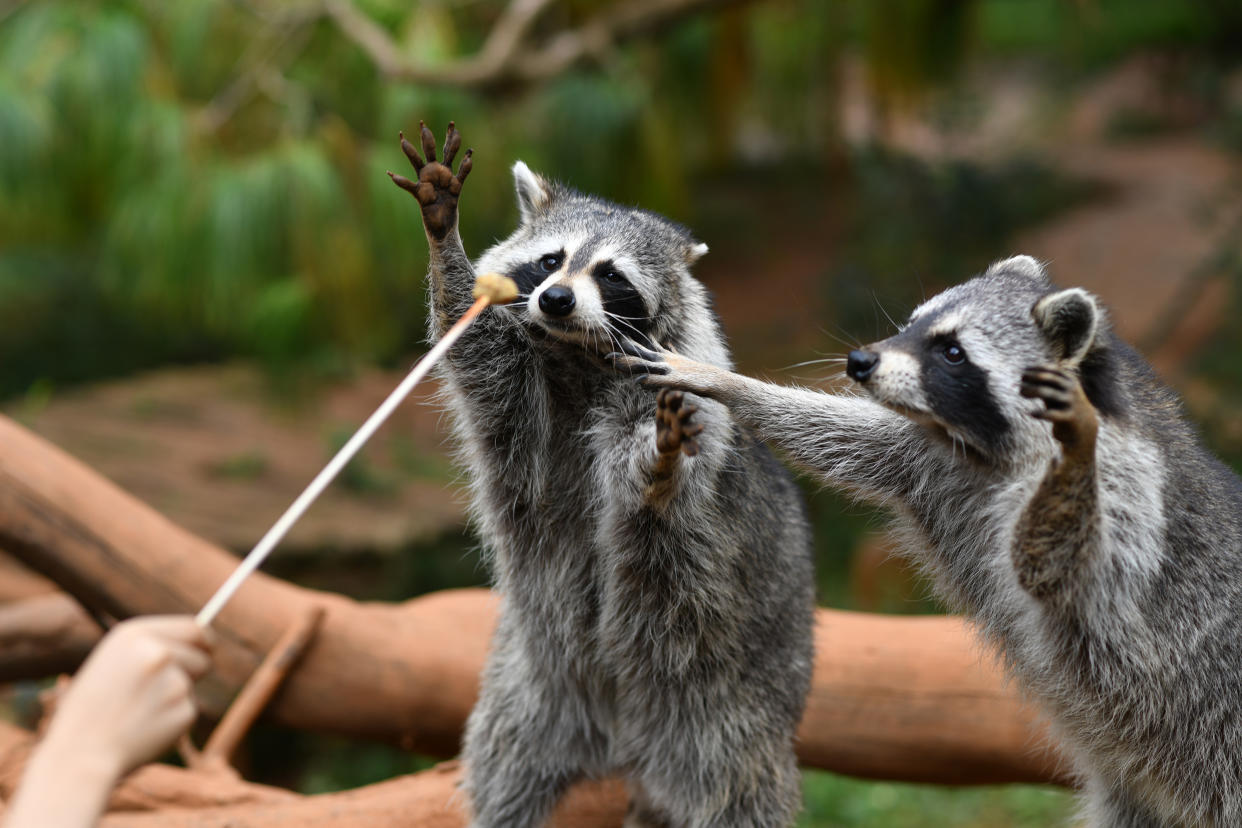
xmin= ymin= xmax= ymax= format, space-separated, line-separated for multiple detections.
xmin=879 ymin=400 xmax=935 ymax=424
xmin=529 ymin=317 xmax=617 ymax=352
xmin=856 ymin=387 xmax=934 ymax=425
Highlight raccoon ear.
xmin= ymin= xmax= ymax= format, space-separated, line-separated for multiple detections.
xmin=987 ymin=255 xmax=1048 ymax=281
xmin=512 ymin=161 xmax=552 ymax=222
xmin=1032 ymin=288 xmax=1099 ymax=365
xmin=685 ymin=241 xmax=709 ymax=264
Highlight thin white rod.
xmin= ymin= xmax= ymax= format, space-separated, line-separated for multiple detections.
xmin=196 ymin=298 xmax=489 ymax=627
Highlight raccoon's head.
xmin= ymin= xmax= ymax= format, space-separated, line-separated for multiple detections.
xmin=475 ymin=161 xmax=719 ymax=360
xmin=845 ymin=255 xmax=1115 ymax=461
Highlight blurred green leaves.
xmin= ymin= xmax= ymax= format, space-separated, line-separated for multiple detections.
xmin=1 ymin=0 xmax=1238 ymax=401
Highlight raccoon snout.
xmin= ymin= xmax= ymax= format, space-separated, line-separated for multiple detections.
xmin=846 ymin=349 xmax=880 ymax=382
xmin=538 ymin=285 xmax=576 ymax=317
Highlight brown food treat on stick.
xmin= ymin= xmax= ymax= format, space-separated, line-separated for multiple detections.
xmin=472 ymin=273 xmax=518 ymax=305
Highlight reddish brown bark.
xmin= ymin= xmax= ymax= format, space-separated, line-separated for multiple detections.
xmin=0 ymin=412 xmax=1071 ymax=790
xmin=0 ymin=593 xmax=101 ymax=682
xmin=0 ymin=719 xmax=625 ymax=827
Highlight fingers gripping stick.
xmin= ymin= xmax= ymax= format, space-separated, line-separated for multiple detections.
xmin=195 ymin=274 xmax=518 ymax=628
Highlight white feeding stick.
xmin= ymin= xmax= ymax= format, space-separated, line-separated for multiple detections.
xmin=195 ymin=274 xmax=519 ymax=628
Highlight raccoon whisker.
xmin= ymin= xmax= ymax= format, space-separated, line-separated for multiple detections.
xmin=778 ymin=356 xmax=848 ymax=371
xmin=601 ymin=323 xmax=629 ymax=360
xmin=603 ymin=310 xmax=653 ymax=324
xmin=817 ymin=326 xmax=863 ymax=352
xmin=872 ymin=291 xmax=903 ymax=333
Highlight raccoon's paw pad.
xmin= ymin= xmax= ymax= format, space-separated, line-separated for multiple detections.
xmin=1021 ymin=365 xmax=1099 ymax=452
xmin=1019 ymin=366 xmax=1078 ymax=419
xmin=389 ymin=121 xmax=473 ymax=240
xmin=656 ymin=388 xmax=704 ymax=458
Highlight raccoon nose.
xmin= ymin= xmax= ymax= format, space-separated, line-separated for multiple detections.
xmin=538 ymin=285 xmax=576 ymax=317
xmin=846 ymin=349 xmax=880 ymax=382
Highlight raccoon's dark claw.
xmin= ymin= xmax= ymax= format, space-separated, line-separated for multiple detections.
xmin=616 ymin=336 xmax=665 ymax=362
xmin=419 ymin=120 xmax=438 ymax=162
xmin=604 ymin=352 xmax=670 ymax=377
xmin=442 ymin=121 xmax=462 ymax=165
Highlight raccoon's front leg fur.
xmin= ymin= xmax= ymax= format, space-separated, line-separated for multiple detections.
xmin=1013 ymin=366 xmax=1100 ymax=602
xmin=610 ymin=343 xmax=941 ymax=502
xmin=389 ymin=121 xmax=478 ymax=336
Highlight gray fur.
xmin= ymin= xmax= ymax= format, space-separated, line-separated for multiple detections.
xmin=409 ymin=150 xmax=815 ymax=827
xmin=624 ymin=254 xmax=1242 ymax=826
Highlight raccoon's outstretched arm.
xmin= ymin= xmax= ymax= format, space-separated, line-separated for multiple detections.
xmin=390 ymin=121 xmax=483 ymax=339
xmin=610 ymin=347 xmax=938 ymax=501
xmin=1012 ymin=366 xmax=1101 ymax=603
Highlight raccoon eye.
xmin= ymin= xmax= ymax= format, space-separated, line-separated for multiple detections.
xmin=943 ymin=344 xmax=966 ymax=365
xmin=601 ymin=269 xmax=625 ymax=285
xmin=539 ymin=254 xmax=562 ymax=273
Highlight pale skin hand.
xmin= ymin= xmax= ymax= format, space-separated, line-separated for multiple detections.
xmin=3 ymin=616 xmax=213 ymax=828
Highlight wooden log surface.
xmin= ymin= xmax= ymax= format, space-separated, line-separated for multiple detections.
xmin=0 ymin=719 xmax=626 ymax=827
xmin=0 ymin=413 xmax=1072 ymax=786
xmin=0 ymin=593 xmax=100 ymax=682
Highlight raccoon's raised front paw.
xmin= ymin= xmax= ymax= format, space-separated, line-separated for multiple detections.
xmin=389 ymin=121 xmax=472 ymax=241
xmin=656 ymin=389 xmax=703 ymax=458
xmin=1020 ymin=366 xmax=1098 ymax=455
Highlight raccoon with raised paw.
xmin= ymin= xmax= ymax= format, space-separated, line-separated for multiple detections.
xmin=614 ymin=255 xmax=1242 ymax=827
xmin=390 ymin=122 xmax=814 ymax=828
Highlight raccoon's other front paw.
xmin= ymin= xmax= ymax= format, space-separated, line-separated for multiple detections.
xmin=1020 ymin=365 xmax=1098 ymax=456
xmin=656 ymin=389 xmax=704 ymax=458
xmin=604 ymin=339 xmax=726 ymax=400
xmin=606 ymin=338 xmax=671 ymax=379
xmin=389 ymin=121 xmax=472 ymax=241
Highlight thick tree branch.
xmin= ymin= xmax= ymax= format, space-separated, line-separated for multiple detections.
xmin=0 ymin=413 xmax=1071 ymax=786
xmin=0 ymin=594 xmax=99 ymax=682
xmin=0 ymin=719 xmax=626 ymax=826
xmin=323 ymin=0 xmax=752 ymax=89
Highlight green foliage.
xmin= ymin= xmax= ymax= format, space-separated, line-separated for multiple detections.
xmin=799 ymin=771 xmax=1075 ymax=827
xmin=976 ymin=0 xmax=1241 ymax=68
xmin=4 ymin=0 xmax=1235 ymax=402
xmin=822 ymin=148 xmax=1099 ymax=344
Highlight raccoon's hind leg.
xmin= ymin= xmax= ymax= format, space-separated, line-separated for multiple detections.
xmin=1082 ymin=780 xmax=1166 ymax=828
xmin=623 ymin=783 xmax=674 ymax=828
xmin=1013 ymin=365 xmax=1100 ymax=602
xmin=462 ymin=641 xmax=595 ymax=828
xmin=390 ymin=121 xmax=478 ymax=336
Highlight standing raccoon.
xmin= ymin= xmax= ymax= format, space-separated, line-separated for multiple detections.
xmin=390 ymin=123 xmax=815 ymax=827
xmin=615 ymin=255 xmax=1242 ymax=827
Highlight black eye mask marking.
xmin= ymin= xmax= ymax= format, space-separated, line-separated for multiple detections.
xmin=902 ymin=329 xmax=1010 ymax=455
xmin=509 ymin=249 xmax=565 ymax=300
xmin=593 ymin=259 xmax=651 ymax=340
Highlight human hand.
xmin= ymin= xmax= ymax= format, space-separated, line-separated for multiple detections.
xmin=40 ymin=615 xmax=213 ymax=781
xmin=4 ymin=616 xmax=213 ymax=828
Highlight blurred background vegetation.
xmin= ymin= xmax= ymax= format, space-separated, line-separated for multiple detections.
xmin=4 ymin=0 xmax=1242 ymax=823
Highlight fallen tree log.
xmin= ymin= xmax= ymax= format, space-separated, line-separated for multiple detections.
xmin=0 ymin=413 xmax=1071 ymax=785
xmin=0 ymin=593 xmax=100 ymax=682
xmin=0 ymin=720 xmax=625 ymax=827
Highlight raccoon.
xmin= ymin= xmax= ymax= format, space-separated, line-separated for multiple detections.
xmin=390 ymin=122 xmax=815 ymax=828
xmin=612 ymin=255 xmax=1242 ymax=827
